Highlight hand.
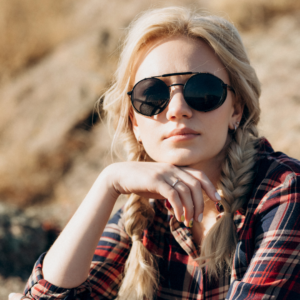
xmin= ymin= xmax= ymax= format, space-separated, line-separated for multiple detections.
xmin=8 ymin=293 xmax=30 ymax=300
xmin=105 ymin=162 xmax=221 ymax=226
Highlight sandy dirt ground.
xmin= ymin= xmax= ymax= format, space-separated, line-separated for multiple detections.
xmin=1 ymin=1 xmax=299 ymax=298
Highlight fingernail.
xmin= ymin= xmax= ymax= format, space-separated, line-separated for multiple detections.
xmin=181 ymin=214 xmax=185 ymax=222
xmin=189 ymin=218 xmax=194 ymax=228
xmin=215 ymin=192 xmax=221 ymax=201
xmin=9 ymin=294 xmax=16 ymax=299
xmin=197 ymin=213 xmax=203 ymax=223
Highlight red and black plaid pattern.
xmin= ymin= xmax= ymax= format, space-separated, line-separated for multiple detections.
xmin=24 ymin=139 xmax=300 ymax=299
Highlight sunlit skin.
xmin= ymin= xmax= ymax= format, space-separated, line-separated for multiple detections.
xmin=8 ymin=36 xmax=243 ymax=299
xmin=131 ymin=36 xmax=242 ymax=241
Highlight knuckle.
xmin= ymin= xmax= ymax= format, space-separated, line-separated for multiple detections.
xmin=177 ymin=184 xmax=191 ymax=198
xmin=179 ymin=184 xmax=189 ymax=193
xmin=163 ymin=162 xmax=175 ymax=172
xmin=168 ymin=163 xmax=177 ymax=170
xmin=153 ymin=172 xmax=160 ymax=180
xmin=152 ymin=172 xmax=163 ymax=182
xmin=198 ymin=171 xmax=205 ymax=180
xmin=168 ymin=189 xmax=178 ymax=199
xmin=180 ymin=182 xmax=192 ymax=193
xmin=192 ymin=180 xmax=201 ymax=189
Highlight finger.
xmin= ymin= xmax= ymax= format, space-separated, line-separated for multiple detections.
xmin=8 ymin=293 xmax=30 ymax=300
xmin=186 ymin=178 xmax=204 ymax=223
xmin=172 ymin=181 xmax=194 ymax=227
xmin=165 ymin=199 xmax=174 ymax=215
xmin=180 ymin=167 xmax=221 ymax=202
xmin=176 ymin=175 xmax=204 ymax=224
xmin=158 ymin=181 xmax=184 ymax=222
xmin=135 ymin=191 xmax=166 ymax=200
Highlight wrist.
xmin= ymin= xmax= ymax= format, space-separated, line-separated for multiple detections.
xmin=98 ymin=164 xmax=121 ymax=200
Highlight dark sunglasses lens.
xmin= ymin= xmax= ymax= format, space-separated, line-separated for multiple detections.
xmin=184 ymin=73 xmax=226 ymax=112
xmin=131 ymin=78 xmax=169 ymax=116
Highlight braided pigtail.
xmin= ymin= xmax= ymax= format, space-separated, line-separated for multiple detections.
xmin=118 ymin=195 xmax=158 ymax=300
xmin=198 ymin=124 xmax=259 ymax=278
xmin=100 ymin=5 xmax=263 ymax=295
xmin=116 ymin=130 xmax=158 ymax=300
xmin=117 ymin=194 xmax=158 ymax=300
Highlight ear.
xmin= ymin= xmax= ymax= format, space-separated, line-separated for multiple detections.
xmin=229 ymin=100 xmax=243 ymax=130
xmin=129 ymin=109 xmax=141 ymax=142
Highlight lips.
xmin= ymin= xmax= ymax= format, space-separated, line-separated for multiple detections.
xmin=165 ymin=128 xmax=200 ymax=139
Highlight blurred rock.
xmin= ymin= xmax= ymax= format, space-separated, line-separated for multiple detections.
xmin=212 ymin=0 xmax=300 ymax=30
xmin=0 ymin=0 xmax=193 ymax=208
xmin=0 ymin=0 xmax=76 ymax=82
xmin=0 ymin=0 xmax=298 ymax=220
xmin=0 ymin=2 xmax=300 ymax=298
xmin=244 ymin=13 xmax=300 ymax=159
xmin=0 ymin=203 xmax=59 ymax=280
xmin=0 ymin=275 xmax=25 ymax=300
xmin=0 ymin=31 xmax=107 ymax=206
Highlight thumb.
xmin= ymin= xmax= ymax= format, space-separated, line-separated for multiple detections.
xmin=8 ymin=293 xmax=30 ymax=300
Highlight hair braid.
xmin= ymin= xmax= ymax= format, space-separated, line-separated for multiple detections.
xmin=198 ymin=125 xmax=259 ymax=277
xmin=117 ymin=139 xmax=158 ymax=300
xmin=100 ymin=5 xmax=263 ymax=294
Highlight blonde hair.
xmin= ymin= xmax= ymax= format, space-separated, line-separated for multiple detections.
xmin=101 ymin=6 xmax=261 ymax=299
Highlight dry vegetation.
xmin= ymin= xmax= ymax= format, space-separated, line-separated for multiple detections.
xmin=0 ymin=0 xmax=299 ymax=298
xmin=0 ymin=0 xmax=79 ymax=82
xmin=213 ymin=0 xmax=300 ymax=29
xmin=1 ymin=0 xmax=299 ymax=81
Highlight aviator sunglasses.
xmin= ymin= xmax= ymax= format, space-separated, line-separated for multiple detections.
xmin=127 ymin=72 xmax=235 ymax=117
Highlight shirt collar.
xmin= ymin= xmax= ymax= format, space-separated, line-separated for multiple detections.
xmin=158 ymin=137 xmax=273 ymax=259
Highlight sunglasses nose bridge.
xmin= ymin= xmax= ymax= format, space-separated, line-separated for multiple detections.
xmin=167 ymin=82 xmax=185 ymax=99
xmin=167 ymin=82 xmax=190 ymax=107
xmin=168 ymin=83 xmax=184 ymax=88
xmin=166 ymin=84 xmax=193 ymax=120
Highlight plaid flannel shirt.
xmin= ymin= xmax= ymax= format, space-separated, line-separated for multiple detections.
xmin=24 ymin=138 xmax=300 ymax=299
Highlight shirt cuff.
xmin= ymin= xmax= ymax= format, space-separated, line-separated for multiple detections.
xmin=24 ymin=252 xmax=92 ymax=299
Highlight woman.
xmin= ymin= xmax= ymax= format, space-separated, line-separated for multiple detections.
xmin=9 ymin=6 xmax=300 ymax=300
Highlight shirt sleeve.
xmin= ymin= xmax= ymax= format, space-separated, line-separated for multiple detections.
xmin=227 ymin=173 xmax=300 ymax=299
xmin=24 ymin=207 xmax=131 ymax=300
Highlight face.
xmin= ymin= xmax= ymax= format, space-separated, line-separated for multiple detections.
xmin=130 ymin=36 xmax=242 ymax=172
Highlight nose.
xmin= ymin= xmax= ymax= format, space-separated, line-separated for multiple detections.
xmin=165 ymin=85 xmax=193 ymax=120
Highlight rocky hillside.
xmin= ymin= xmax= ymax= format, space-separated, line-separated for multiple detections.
xmin=0 ymin=0 xmax=299 ymax=297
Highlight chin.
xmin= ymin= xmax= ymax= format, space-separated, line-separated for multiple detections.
xmin=158 ymin=155 xmax=200 ymax=167
xmin=148 ymin=148 xmax=209 ymax=166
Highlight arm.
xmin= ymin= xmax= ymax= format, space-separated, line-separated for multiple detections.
xmin=23 ymin=208 xmax=130 ymax=299
xmin=18 ymin=162 xmax=220 ymax=299
xmin=41 ymin=162 xmax=220 ymax=289
xmin=227 ymin=174 xmax=300 ymax=299
xmin=41 ymin=168 xmax=120 ymax=288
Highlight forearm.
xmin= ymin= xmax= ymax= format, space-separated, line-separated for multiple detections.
xmin=40 ymin=161 xmax=219 ymax=289
xmin=42 ymin=168 xmax=119 ymax=288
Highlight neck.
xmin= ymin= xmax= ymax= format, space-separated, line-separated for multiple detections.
xmin=192 ymin=190 xmax=220 ymax=246
xmin=188 ymin=155 xmax=224 ymax=187
xmin=187 ymin=137 xmax=230 ymax=186
xmin=188 ymin=149 xmax=228 ymax=246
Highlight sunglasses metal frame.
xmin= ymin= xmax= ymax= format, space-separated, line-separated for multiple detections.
xmin=127 ymin=72 xmax=235 ymax=116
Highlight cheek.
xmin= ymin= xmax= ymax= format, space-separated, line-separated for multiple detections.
xmin=139 ymin=125 xmax=158 ymax=148
xmin=211 ymin=117 xmax=229 ymax=137
xmin=201 ymin=109 xmax=231 ymax=142
xmin=136 ymin=121 xmax=165 ymax=161
xmin=135 ymin=118 xmax=158 ymax=146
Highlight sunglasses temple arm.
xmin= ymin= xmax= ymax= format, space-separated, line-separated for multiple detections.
xmin=226 ymin=85 xmax=236 ymax=94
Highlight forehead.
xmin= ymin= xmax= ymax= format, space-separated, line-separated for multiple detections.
xmin=132 ymin=35 xmax=229 ymax=84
